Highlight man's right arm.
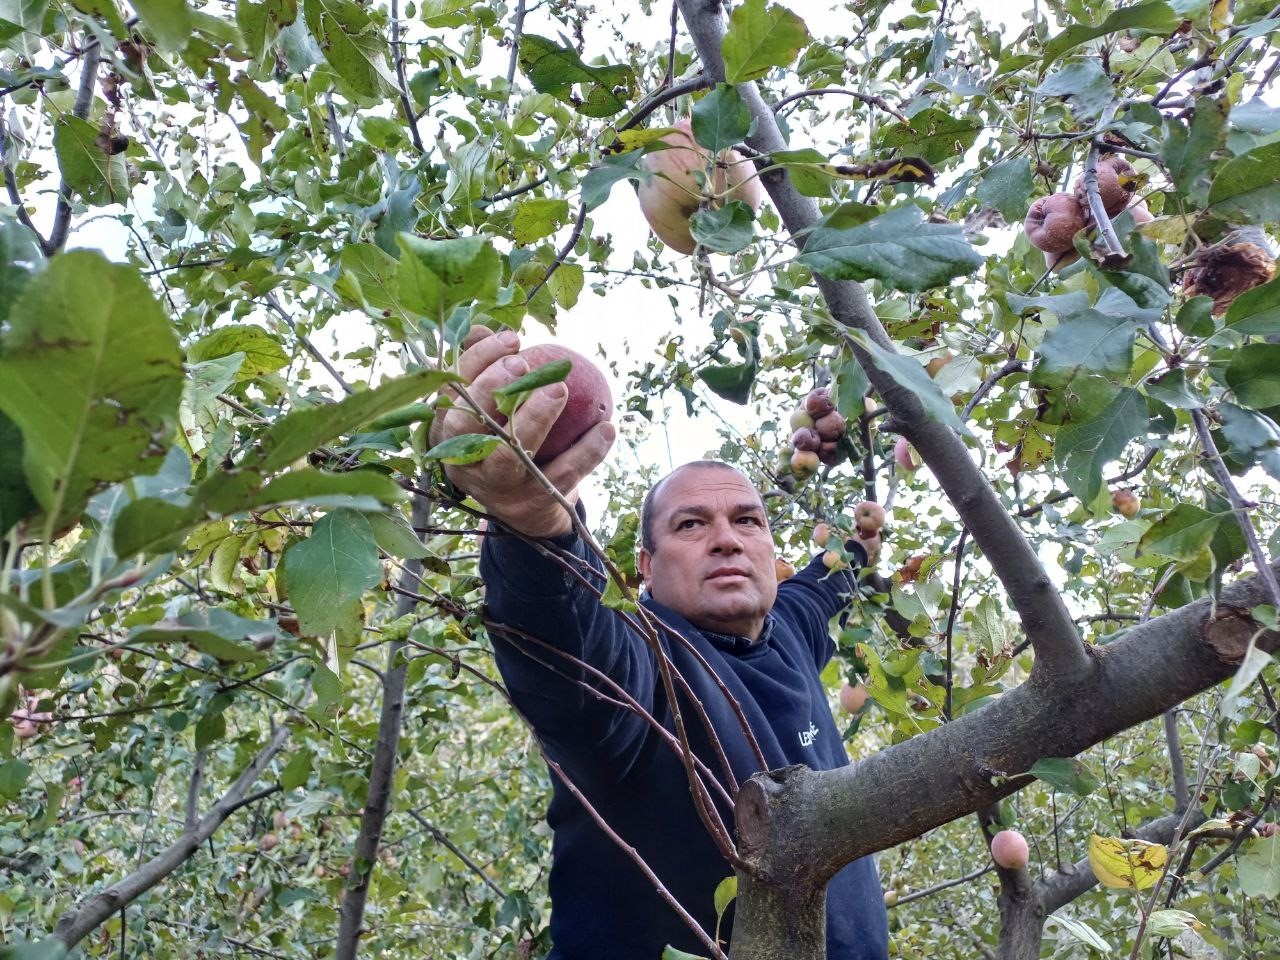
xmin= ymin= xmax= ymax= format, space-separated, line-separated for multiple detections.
xmin=480 ymin=526 xmax=657 ymax=776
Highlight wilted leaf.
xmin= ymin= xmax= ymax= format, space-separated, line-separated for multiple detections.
xmin=1088 ymin=833 xmax=1168 ymax=889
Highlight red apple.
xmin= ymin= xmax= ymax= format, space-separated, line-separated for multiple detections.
xmin=517 ymin=344 xmax=613 ymax=465
xmin=853 ymin=500 xmax=885 ymax=533
xmin=990 ymin=829 xmax=1029 ymax=870
xmin=894 ymin=437 xmax=920 ymax=472
xmin=839 ymin=682 xmax=868 ymax=714
xmin=803 ymin=388 xmax=835 ymax=418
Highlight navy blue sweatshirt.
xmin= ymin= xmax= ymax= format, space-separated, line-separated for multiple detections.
xmin=481 ymin=527 xmax=889 ymax=960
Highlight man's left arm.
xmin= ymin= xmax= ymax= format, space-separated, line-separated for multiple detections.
xmin=773 ymin=537 xmax=873 ymax=669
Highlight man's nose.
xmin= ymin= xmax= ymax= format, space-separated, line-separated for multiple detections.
xmin=708 ymin=517 xmax=744 ymax=552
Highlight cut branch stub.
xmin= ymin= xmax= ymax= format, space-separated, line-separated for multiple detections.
xmin=1202 ymin=605 xmax=1277 ymax=664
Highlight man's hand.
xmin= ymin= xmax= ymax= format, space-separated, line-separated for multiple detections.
xmin=430 ymin=327 xmax=616 ymax=538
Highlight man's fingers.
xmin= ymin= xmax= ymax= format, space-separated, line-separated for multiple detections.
xmin=538 ymin=420 xmax=617 ymax=493
xmin=507 ymin=383 xmax=569 ymax=458
xmin=437 ymin=351 xmax=528 ymax=442
xmin=459 ymin=328 xmax=520 ymax=383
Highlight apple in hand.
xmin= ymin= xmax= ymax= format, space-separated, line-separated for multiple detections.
xmin=515 ymin=344 xmax=613 ymax=464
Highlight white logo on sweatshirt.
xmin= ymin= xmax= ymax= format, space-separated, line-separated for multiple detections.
xmin=798 ymin=721 xmax=820 ymax=747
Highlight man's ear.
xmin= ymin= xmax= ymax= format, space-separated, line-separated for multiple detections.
xmin=637 ymin=548 xmax=652 ymax=584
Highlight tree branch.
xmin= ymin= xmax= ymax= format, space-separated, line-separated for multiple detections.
xmin=675 ymin=0 xmax=1090 ymax=680
xmin=737 ymin=555 xmax=1278 ymax=895
xmin=52 ymin=725 xmax=290 ymax=949
xmin=335 ymin=494 xmax=430 ymax=960
xmin=45 ymin=43 xmax=100 ymax=256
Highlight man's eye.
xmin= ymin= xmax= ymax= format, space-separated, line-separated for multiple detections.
xmin=677 ymin=519 xmax=701 ymax=530
xmin=738 ymin=516 xmax=763 ymax=526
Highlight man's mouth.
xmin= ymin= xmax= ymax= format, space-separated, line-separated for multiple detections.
xmin=707 ymin=567 xmax=750 ymax=581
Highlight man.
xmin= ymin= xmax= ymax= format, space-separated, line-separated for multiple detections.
xmin=432 ymin=327 xmax=889 ymax=960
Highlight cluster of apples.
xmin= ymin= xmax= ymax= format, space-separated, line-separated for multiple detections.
xmin=778 ymin=388 xmax=851 ymax=481
xmin=1023 ymin=155 xmax=1152 ymax=270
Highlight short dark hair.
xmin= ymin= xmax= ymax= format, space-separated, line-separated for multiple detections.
xmin=639 ymin=461 xmax=757 ymax=554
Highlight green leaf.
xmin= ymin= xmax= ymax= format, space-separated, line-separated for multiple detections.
xmin=1041 ymin=1 xmax=1179 ymax=71
xmin=1226 ymin=276 xmax=1280 ymax=335
xmin=493 ymin=358 xmax=571 ymax=417
xmin=601 ymin=576 xmax=638 ymax=613
xmin=518 ymin=35 xmax=634 ymax=118
xmin=280 ymin=748 xmax=313 ymax=790
xmin=976 ymin=158 xmax=1034 ymax=222
xmin=339 ymin=243 xmax=405 ymax=319
xmin=698 ymin=359 xmax=757 ymax=405
xmin=254 ymin=370 xmax=462 ymax=473
xmin=52 ymin=115 xmax=130 ymax=206
xmin=1036 ymin=310 xmax=1136 ymax=384
xmin=877 ymin=108 xmax=981 ymax=166
xmin=130 ymin=0 xmax=192 ymax=51
xmin=282 ymin=509 xmax=383 ymax=636
xmin=0 ymin=941 xmax=68 ymax=960
xmin=1094 ymin=234 xmax=1170 ymax=310
xmin=721 ymin=0 xmax=809 ymax=83
xmin=689 ymin=201 xmax=755 ymax=254
xmin=0 ymin=758 xmax=32 ymax=799
xmin=1145 ymin=369 xmax=1203 ymax=410
xmin=1218 ymin=403 xmax=1280 ymax=480
xmin=1226 ymin=344 xmax=1280 ymax=408
xmin=1175 ymin=295 xmax=1216 ymax=337
xmin=0 ymin=218 xmax=42 ymax=323
xmin=713 ymin=875 xmax=738 ymax=919
xmin=0 ymin=0 xmax=47 ymax=57
xmin=690 ymin=83 xmax=755 ymax=153
xmin=1030 ymin=757 xmax=1099 ymax=796
xmin=512 ymin=197 xmax=570 ymax=245
xmin=396 ymin=234 xmax=500 ymax=322
xmin=1037 ymin=59 xmax=1115 ymax=120
xmin=1055 ymin=387 xmax=1147 ymax=503
xmin=0 ymin=252 xmax=184 ymax=529
xmin=367 ymin=511 xmax=430 ymax=559
xmin=423 ymin=433 xmax=502 ymax=465
xmin=187 ymin=324 xmax=289 ymax=382
xmin=1162 ymin=96 xmax=1228 ymax=206
xmin=852 ymin=333 xmax=970 ymax=436
xmin=304 ymin=0 xmax=393 ymax=98
xmin=0 ymin=411 xmax=37 ymax=536
xmin=1140 ymin=504 xmax=1224 ymax=561
xmin=1049 ymin=915 xmax=1112 ymax=953
xmin=660 ymin=949 xmax=708 ymax=960
xmin=1238 ymin=834 xmax=1280 ymax=899
xmin=797 ymin=204 xmax=983 ymax=293
xmin=581 ymin=150 xmax=647 ymax=210
xmin=237 ymin=0 xmax=298 ymax=66
xmin=1208 ymin=141 xmax=1280 ymax=224
xmin=130 ymin=609 xmax=277 ymax=662
xmin=311 ymin=661 xmax=342 ymax=712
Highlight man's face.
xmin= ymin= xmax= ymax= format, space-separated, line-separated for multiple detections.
xmin=638 ymin=466 xmax=777 ymax=640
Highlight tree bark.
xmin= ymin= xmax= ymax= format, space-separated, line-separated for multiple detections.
xmin=335 ymin=494 xmax=430 ymax=959
xmin=725 ymin=564 xmax=1277 ymax=960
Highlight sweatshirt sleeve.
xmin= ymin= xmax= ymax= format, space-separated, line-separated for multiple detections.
xmin=479 ymin=523 xmax=657 ymax=780
xmin=771 ymin=540 xmax=867 ymax=670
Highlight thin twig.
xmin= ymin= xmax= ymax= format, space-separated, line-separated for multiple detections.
xmin=391 ymin=0 xmax=425 ymax=154
xmin=773 ymin=86 xmax=908 ymax=122
xmin=1191 ymin=409 xmax=1280 ymax=608
xmin=506 ymin=0 xmax=527 ymax=88
xmin=543 ymin=753 xmax=727 ymax=960
xmin=263 ymin=293 xmax=356 ymax=395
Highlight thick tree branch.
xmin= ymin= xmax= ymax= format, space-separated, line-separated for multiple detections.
xmin=335 ymin=494 xmax=430 ymax=959
xmin=45 ymin=43 xmax=100 ymax=256
xmin=727 ymin=554 xmax=1279 ymax=959
xmin=52 ymin=726 xmax=290 ymax=949
xmin=675 ymin=0 xmax=1089 ymax=680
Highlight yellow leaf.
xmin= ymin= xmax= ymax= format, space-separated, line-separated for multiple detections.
xmin=1211 ymin=0 xmax=1231 ymax=33
xmin=612 ymin=127 xmax=678 ymax=152
xmin=1088 ymin=833 xmax=1168 ymax=890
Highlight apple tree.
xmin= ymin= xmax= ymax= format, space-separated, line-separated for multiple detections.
xmin=1 ymin=0 xmax=1278 ymax=958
